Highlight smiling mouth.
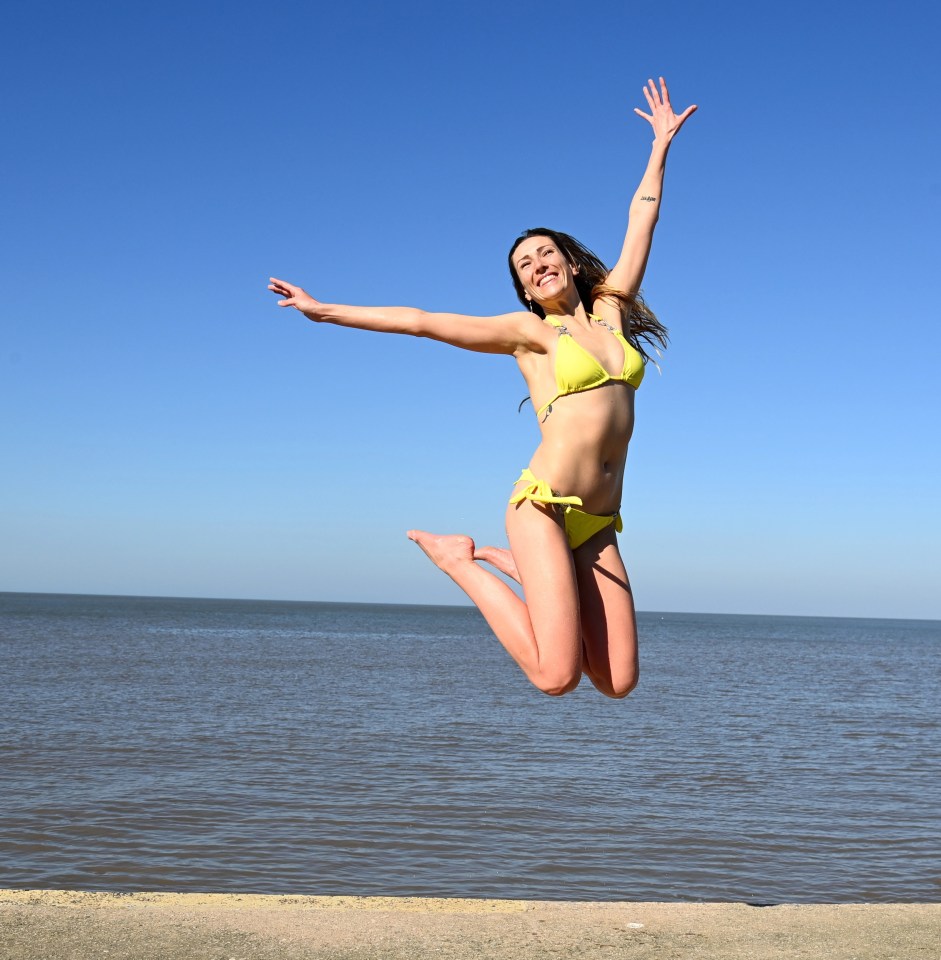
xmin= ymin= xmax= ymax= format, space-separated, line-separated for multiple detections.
xmin=537 ymin=273 xmax=559 ymax=288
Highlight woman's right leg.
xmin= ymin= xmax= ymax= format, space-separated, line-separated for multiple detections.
xmin=408 ymin=501 xmax=583 ymax=695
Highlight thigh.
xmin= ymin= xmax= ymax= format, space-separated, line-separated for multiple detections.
xmin=505 ymin=497 xmax=582 ymax=675
xmin=573 ymin=527 xmax=639 ymax=698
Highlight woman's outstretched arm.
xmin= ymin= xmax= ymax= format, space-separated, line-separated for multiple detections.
xmin=604 ymin=77 xmax=697 ymax=296
xmin=268 ymin=278 xmax=533 ymax=355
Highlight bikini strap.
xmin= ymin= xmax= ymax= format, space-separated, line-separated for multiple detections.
xmin=543 ymin=315 xmax=570 ymax=336
xmin=548 ymin=313 xmax=622 ymax=337
xmin=509 ymin=468 xmax=583 ymax=508
xmin=591 ymin=315 xmax=620 ymax=335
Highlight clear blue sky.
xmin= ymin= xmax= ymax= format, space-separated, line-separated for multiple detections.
xmin=3 ymin=0 xmax=939 ymax=619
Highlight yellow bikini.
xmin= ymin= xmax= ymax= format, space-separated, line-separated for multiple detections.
xmin=536 ymin=314 xmax=645 ymax=418
xmin=509 ymin=468 xmax=623 ymax=550
xmin=510 ymin=315 xmax=641 ymax=550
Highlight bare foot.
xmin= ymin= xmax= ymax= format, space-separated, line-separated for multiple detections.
xmin=407 ymin=530 xmax=476 ymax=577
xmin=473 ymin=545 xmax=520 ymax=583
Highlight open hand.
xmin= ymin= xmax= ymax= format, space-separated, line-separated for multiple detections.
xmin=268 ymin=277 xmax=321 ymax=316
xmin=634 ymin=77 xmax=697 ymax=143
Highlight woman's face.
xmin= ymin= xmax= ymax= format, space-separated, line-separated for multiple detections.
xmin=512 ymin=235 xmax=577 ymax=307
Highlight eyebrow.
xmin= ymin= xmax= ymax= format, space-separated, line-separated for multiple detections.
xmin=516 ymin=244 xmax=553 ymax=266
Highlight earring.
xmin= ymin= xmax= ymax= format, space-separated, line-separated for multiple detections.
xmin=527 ymin=298 xmax=534 ymax=312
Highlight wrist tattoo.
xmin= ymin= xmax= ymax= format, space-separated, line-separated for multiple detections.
xmin=641 ymin=195 xmax=657 ymax=202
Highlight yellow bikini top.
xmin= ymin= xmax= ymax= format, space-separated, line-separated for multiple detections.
xmin=536 ymin=314 xmax=645 ymax=417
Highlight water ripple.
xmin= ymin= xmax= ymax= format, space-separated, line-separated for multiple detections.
xmin=1 ymin=594 xmax=938 ymax=902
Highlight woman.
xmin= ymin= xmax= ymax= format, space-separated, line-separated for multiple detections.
xmin=269 ymin=77 xmax=695 ymax=698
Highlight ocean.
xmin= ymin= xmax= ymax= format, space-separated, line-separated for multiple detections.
xmin=1 ymin=592 xmax=938 ymax=903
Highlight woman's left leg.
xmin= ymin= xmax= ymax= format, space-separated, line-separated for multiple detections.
xmin=572 ymin=527 xmax=640 ymax=699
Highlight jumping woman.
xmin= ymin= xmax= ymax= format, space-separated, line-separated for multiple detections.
xmin=269 ymin=77 xmax=696 ymax=698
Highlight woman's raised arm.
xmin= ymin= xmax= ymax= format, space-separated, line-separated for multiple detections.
xmin=604 ymin=77 xmax=697 ymax=297
xmin=268 ymin=277 xmax=532 ymax=356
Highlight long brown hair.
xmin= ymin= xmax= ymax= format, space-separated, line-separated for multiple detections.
xmin=507 ymin=227 xmax=669 ymax=363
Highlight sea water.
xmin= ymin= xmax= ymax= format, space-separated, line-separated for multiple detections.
xmin=1 ymin=592 xmax=938 ymax=902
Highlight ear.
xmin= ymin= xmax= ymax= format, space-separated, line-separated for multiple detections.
xmin=570 ymin=263 xmax=579 ymax=275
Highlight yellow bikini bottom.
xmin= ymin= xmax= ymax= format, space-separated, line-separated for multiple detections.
xmin=509 ymin=468 xmax=622 ymax=550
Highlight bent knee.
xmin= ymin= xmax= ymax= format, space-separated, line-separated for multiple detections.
xmin=596 ymin=668 xmax=640 ymax=700
xmin=606 ymin=678 xmax=639 ymax=699
xmin=534 ymin=668 xmax=582 ymax=697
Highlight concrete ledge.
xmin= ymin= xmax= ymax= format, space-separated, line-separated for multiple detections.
xmin=1 ymin=890 xmax=938 ymax=959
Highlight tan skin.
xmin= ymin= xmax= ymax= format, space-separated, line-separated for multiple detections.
xmin=269 ymin=78 xmax=696 ymax=697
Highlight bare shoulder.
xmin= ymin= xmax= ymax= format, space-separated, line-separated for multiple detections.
xmin=512 ymin=311 xmax=554 ymax=358
xmin=591 ymin=294 xmax=628 ymax=332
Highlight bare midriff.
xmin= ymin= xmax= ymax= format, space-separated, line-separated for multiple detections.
xmin=526 ymin=382 xmax=635 ymax=515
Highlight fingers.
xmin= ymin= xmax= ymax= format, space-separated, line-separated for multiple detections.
xmin=659 ymin=76 xmax=671 ymax=109
xmin=639 ymin=77 xmax=696 ymax=131
xmin=671 ymin=103 xmax=698 ymax=134
xmin=268 ymin=277 xmax=299 ymax=308
xmin=269 ymin=278 xmax=304 ymax=308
